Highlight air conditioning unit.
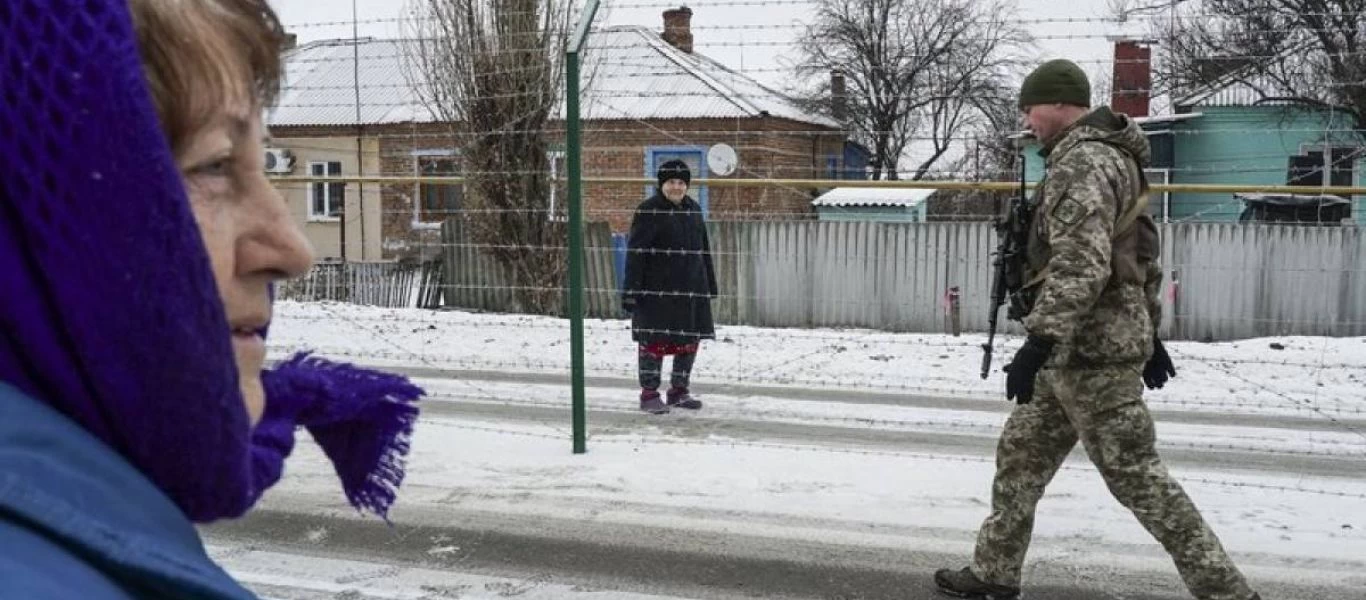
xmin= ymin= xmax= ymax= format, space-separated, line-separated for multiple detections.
xmin=263 ymin=148 xmax=295 ymax=174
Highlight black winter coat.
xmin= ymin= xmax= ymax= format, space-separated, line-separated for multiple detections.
xmin=623 ymin=193 xmax=717 ymax=344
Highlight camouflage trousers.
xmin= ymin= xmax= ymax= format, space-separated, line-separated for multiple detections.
xmin=972 ymin=363 xmax=1255 ymax=600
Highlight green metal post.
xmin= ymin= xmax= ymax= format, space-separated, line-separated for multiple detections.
xmin=567 ymin=0 xmax=600 ymax=454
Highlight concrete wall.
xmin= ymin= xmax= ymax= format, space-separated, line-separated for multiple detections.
xmin=271 ymin=135 xmax=383 ymax=261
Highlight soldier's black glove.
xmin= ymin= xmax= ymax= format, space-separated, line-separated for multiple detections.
xmin=621 ymin=296 xmax=636 ymax=315
xmin=1004 ymin=335 xmax=1054 ymax=405
xmin=1142 ymin=337 xmax=1176 ymax=389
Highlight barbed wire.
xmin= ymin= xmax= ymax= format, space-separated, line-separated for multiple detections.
xmin=280 ymin=341 xmax=1366 ymax=417
xmin=272 ymin=299 xmax=1366 ymax=333
xmin=271 ymin=312 xmax=995 ymax=349
xmin=434 ymin=388 xmax=1366 ymax=458
xmin=419 ymin=420 xmax=1366 ymax=499
xmin=271 ymin=322 xmax=1366 ymax=414
xmin=268 ymin=208 xmax=1357 ymax=227
xmin=270 ymin=169 xmax=1359 ymax=188
xmin=258 ymin=7 xmax=1366 ymax=558
xmin=280 ymin=46 xmax=1366 ymax=68
xmin=280 ymin=300 xmax=524 ymax=412
xmin=280 ymin=9 xmax=1366 ymax=30
xmin=1168 ymin=346 xmax=1366 ymax=439
xmin=269 ymin=238 xmax=1366 ymax=277
xmin=266 ymin=125 xmax=1366 ymax=146
xmin=285 ymin=211 xmax=1345 ymax=227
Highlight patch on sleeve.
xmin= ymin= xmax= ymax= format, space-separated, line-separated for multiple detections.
xmin=1051 ymin=196 xmax=1087 ymax=226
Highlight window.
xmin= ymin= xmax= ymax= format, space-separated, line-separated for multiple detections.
xmin=548 ymin=150 xmax=567 ymax=221
xmin=1147 ymin=134 xmax=1175 ymax=169
xmin=1144 ymin=168 xmax=1171 ymax=223
xmin=308 ymin=161 xmax=343 ymax=220
xmin=645 ymin=147 xmax=708 ymax=216
xmin=416 ymin=156 xmax=463 ymax=223
xmin=1289 ymin=146 xmax=1359 ymax=189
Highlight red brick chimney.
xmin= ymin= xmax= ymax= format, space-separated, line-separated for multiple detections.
xmin=1112 ymin=40 xmax=1152 ymax=117
xmin=831 ymin=69 xmax=848 ymax=123
xmin=662 ymin=6 xmax=694 ymax=54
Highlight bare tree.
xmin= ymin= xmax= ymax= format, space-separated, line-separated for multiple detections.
xmin=1129 ymin=0 xmax=1366 ymax=132
xmin=794 ymin=0 xmax=1031 ymax=180
xmin=405 ymin=0 xmax=575 ymax=314
xmin=926 ymin=83 xmax=1024 ymax=221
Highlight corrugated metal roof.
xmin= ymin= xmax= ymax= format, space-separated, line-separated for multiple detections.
xmin=1178 ymin=78 xmax=1271 ymax=108
xmin=812 ymin=187 xmax=937 ymax=208
xmin=1175 ymin=73 xmax=1316 ymax=109
xmin=268 ymin=28 xmax=835 ymax=128
xmin=1172 ymin=41 xmax=1321 ymax=109
xmin=269 ymin=39 xmax=436 ymax=127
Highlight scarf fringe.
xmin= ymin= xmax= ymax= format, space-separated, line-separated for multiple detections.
xmin=262 ymin=352 xmax=424 ymax=521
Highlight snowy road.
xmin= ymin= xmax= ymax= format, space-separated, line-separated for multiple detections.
xmin=205 ymin=369 xmax=1365 ymax=599
xmin=214 ymin=302 xmax=1366 ymax=598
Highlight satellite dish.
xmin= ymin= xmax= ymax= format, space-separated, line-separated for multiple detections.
xmin=707 ymin=143 xmax=738 ymax=177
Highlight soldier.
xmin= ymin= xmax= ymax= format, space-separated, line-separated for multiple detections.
xmin=934 ymin=60 xmax=1261 ymax=600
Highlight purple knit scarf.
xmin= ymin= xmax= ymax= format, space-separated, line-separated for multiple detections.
xmin=0 ymin=0 xmax=422 ymax=522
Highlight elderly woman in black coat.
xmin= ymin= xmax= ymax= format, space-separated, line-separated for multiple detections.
xmin=622 ymin=160 xmax=718 ymax=414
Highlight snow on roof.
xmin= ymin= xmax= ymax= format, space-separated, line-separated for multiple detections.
xmin=269 ymin=29 xmax=835 ymax=128
xmin=812 ymin=187 xmax=938 ymax=208
xmin=270 ymin=39 xmax=435 ymax=127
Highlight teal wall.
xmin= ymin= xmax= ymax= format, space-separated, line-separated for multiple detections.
xmin=1167 ymin=106 xmax=1362 ymax=224
xmin=815 ymin=204 xmax=926 ymax=222
xmin=1020 ymin=106 xmax=1363 ymax=224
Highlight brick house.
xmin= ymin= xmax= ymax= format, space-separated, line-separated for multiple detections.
xmin=266 ymin=8 xmax=849 ymax=261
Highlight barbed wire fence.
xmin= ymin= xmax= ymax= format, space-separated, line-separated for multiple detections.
xmin=264 ymin=0 xmax=1366 ymax=496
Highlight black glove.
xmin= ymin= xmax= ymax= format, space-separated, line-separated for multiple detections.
xmin=1004 ymin=335 xmax=1054 ymax=405
xmin=1143 ymin=337 xmax=1176 ymax=389
xmin=621 ymin=296 xmax=636 ymax=315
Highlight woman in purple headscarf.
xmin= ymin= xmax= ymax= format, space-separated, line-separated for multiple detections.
xmin=0 ymin=1 xmax=423 ymax=597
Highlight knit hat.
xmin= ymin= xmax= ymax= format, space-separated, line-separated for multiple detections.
xmin=657 ymin=159 xmax=691 ymax=188
xmin=1019 ymin=59 xmax=1091 ymax=109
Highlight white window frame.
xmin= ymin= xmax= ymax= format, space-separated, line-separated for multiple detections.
xmin=548 ymin=149 xmax=567 ymax=222
xmin=307 ymin=161 xmax=343 ymax=222
xmin=411 ymin=149 xmax=460 ymax=230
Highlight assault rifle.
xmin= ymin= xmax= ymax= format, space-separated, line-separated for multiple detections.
xmin=981 ymin=152 xmax=1031 ymax=379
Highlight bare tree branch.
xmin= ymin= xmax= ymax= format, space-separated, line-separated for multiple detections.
xmin=404 ymin=0 xmax=577 ymax=314
xmin=1108 ymin=0 xmax=1197 ymax=22
xmin=793 ymin=0 xmax=1031 ymax=180
xmin=1153 ymin=0 xmax=1366 ymax=132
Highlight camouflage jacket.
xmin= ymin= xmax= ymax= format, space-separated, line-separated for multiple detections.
xmin=1019 ymin=106 xmax=1162 ymax=367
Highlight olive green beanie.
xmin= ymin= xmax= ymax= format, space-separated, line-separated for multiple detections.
xmin=1019 ymin=59 xmax=1091 ymax=108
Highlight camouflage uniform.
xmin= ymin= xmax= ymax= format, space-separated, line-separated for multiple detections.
xmin=972 ymin=107 xmax=1255 ymax=600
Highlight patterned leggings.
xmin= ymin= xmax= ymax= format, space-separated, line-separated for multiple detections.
xmin=637 ymin=342 xmax=699 ymax=390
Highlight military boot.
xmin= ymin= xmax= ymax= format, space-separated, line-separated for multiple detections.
xmin=933 ymin=567 xmax=1020 ymax=600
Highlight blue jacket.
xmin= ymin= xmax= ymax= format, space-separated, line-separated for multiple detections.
xmin=0 ymin=383 xmax=258 ymax=599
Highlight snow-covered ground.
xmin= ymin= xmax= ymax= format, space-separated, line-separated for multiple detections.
xmin=268 ymin=301 xmax=1366 ymax=420
xmin=243 ymin=301 xmax=1366 ymax=598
